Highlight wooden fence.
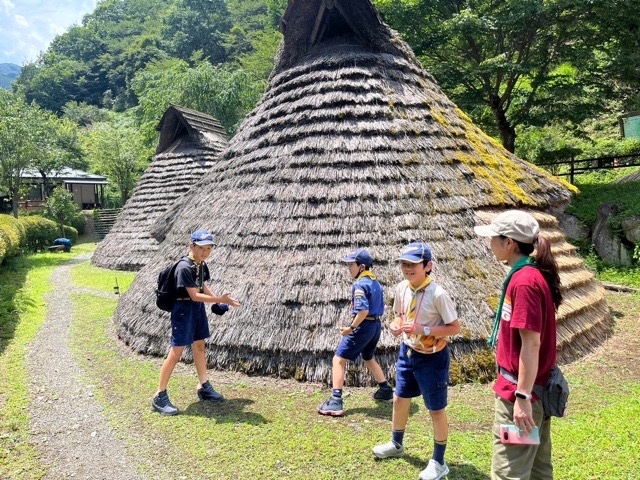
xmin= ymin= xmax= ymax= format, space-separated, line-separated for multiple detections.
xmin=537 ymin=152 xmax=640 ymax=183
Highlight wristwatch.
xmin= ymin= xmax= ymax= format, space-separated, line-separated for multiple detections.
xmin=422 ymin=326 xmax=431 ymax=335
xmin=515 ymin=390 xmax=532 ymax=400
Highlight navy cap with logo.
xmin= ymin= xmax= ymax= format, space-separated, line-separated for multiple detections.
xmin=397 ymin=242 xmax=432 ymax=263
xmin=190 ymin=229 xmax=215 ymax=246
xmin=341 ymin=248 xmax=374 ymax=269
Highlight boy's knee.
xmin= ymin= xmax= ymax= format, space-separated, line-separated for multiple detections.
xmin=333 ymin=355 xmax=347 ymax=366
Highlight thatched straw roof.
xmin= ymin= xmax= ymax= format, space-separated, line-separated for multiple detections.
xmin=113 ymin=0 xmax=610 ymax=385
xmin=92 ymin=106 xmax=228 ymax=271
xmin=612 ymin=169 xmax=640 ymax=183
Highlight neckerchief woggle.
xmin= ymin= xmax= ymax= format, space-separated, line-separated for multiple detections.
xmin=487 ymin=256 xmax=535 ymax=348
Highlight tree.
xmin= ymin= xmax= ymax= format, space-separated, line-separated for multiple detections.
xmin=46 ymin=186 xmax=80 ymax=238
xmin=0 ymin=91 xmax=38 ymax=217
xmin=81 ymin=119 xmax=148 ymax=206
xmin=375 ymin=0 xmax=607 ymax=152
xmin=161 ymin=0 xmax=232 ymax=64
xmin=131 ymin=58 xmax=265 ymax=143
xmin=62 ymin=101 xmax=110 ymax=127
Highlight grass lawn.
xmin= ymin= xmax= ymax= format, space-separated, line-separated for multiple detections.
xmin=2 ymin=243 xmax=639 ymax=479
xmin=66 ymin=259 xmax=639 ymax=480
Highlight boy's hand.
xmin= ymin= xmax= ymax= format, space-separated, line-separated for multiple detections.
xmin=220 ymin=293 xmax=240 ymax=307
xmin=389 ymin=318 xmax=404 ymax=337
xmin=339 ymin=326 xmax=353 ymax=336
xmin=401 ymin=323 xmax=421 ymax=335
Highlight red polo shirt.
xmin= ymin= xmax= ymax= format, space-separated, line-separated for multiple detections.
xmin=493 ymin=266 xmax=557 ymax=402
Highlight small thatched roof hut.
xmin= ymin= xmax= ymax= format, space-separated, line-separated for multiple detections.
xmin=92 ymin=106 xmax=228 ymax=271
xmin=114 ymin=0 xmax=610 ymax=385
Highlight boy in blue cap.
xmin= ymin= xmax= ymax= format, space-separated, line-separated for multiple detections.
xmin=318 ymin=248 xmax=393 ymax=416
xmin=152 ymin=229 xmax=240 ymax=416
xmin=373 ymin=242 xmax=460 ymax=480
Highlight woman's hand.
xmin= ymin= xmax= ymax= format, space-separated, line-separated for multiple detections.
xmin=513 ymin=398 xmax=536 ymax=433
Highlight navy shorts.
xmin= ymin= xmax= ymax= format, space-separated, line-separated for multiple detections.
xmin=335 ymin=319 xmax=381 ymax=362
xmin=395 ymin=342 xmax=450 ymax=411
xmin=170 ymin=301 xmax=210 ymax=347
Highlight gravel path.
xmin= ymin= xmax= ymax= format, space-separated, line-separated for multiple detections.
xmin=26 ymin=254 xmax=142 ymax=480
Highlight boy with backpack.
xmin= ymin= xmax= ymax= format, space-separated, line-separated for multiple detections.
xmin=152 ymin=230 xmax=240 ymax=416
xmin=317 ymin=248 xmax=393 ymax=417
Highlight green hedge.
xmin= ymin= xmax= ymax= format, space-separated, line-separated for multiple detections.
xmin=0 ymin=214 xmax=79 ymax=263
xmin=0 ymin=214 xmax=26 ymax=263
xmin=18 ymin=215 xmax=78 ymax=252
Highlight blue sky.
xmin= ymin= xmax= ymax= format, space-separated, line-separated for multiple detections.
xmin=0 ymin=0 xmax=97 ymax=65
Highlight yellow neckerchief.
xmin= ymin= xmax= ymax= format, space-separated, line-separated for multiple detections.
xmin=403 ymin=275 xmax=448 ymax=354
xmin=188 ymin=252 xmax=200 ymax=265
xmin=408 ymin=276 xmax=431 ymax=293
xmin=404 ymin=276 xmax=432 ymax=324
xmin=358 ymin=270 xmax=377 ymax=280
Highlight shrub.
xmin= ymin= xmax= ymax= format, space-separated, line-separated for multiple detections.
xmin=17 ymin=215 xmax=78 ymax=252
xmin=0 ymin=214 xmax=25 ymax=263
xmin=69 ymin=213 xmax=86 ymax=235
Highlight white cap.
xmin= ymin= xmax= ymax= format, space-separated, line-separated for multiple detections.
xmin=474 ymin=210 xmax=540 ymax=244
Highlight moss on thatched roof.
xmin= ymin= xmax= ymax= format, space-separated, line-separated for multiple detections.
xmin=112 ymin=0 xmax=610 ymax=385
xmin=92 ymin=106 xmax=228 ymax=271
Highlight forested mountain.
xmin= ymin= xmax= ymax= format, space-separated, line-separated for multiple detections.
xmin=0 ymin=64 xmax=21 ymax=89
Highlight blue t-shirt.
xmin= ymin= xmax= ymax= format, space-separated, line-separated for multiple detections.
xmin=351 ymin=275 xmax=384 ymax=317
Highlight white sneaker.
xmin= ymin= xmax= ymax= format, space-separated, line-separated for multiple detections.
xmin=372 ymin=441 xmax=405 ymax=459
xmin=419 ymin=459 xmax=449 ymax=480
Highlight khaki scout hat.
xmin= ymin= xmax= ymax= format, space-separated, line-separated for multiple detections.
xmin=474 ymin=210 xmax=540 ymax=244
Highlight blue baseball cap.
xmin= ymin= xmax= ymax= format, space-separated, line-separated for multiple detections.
xmin=190 ymin=229 xmax=215 ymax=245
xmin=341 ymin=248 xmax=374 ymax=268
xmin=397 ymin=242 xmax=432 ymax=263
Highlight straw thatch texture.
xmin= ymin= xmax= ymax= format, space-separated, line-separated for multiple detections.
xmin=92 ymin=106 xmax=228 ymax=271
xmin=113 ymin=0 xmax=610 ymax=385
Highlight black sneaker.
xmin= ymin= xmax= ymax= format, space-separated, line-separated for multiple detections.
xmin=197 ymin=380 xmax=224 ymax=403
xmin=152 ymin=390 xmax=179 ymax=416
xmin=372 ymin=385 xmax=394 ymax=403
xmin=317 ymin=396 xmax=344 ymax=416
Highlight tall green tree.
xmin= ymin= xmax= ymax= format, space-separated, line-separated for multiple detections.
xmin=81 ymin=119 xmax=148 ymax=206
xmin=30 ymin=114 xmax=84 ymax=199
xmin=0 ymin=91 xmax=33 ymax=217
xmin=131 ymin=58 xmax=265 ymax=143
xmin=375 ymin=0 xmax=607 ymax=152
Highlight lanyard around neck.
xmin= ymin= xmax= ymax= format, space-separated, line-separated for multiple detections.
xmin=487 ymin=256 xmax=536 ymax=348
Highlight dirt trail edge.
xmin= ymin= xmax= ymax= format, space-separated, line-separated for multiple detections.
xmin=26 ymin=254 xmax=142 ymax=480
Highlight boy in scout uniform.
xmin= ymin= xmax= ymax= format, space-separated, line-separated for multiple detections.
xmin=318 ymin=248 xmax=393 ymax=416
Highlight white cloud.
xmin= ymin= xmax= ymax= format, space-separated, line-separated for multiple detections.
xmin=1 ymin=0 xmax=15 ymax=14
xmin=0 ymin=0 xmax=97 ymax=64
xmin=14 ymin=14 xmax=29 ymax=28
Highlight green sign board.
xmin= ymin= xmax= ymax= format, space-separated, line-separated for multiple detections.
xmin=620 ymin=113 xmax=640 ymax=139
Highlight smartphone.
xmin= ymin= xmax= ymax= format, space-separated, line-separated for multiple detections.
xmin=499 ymin=424 xmax=540 ymax=445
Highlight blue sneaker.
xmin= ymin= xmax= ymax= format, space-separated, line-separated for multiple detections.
xmin=197 ymin=380 xmax=224 ymax=403
xmin=152 ymin=390 xmax=178 ymax=416
xmin=317 ymin=395 xmax=344 ymax=416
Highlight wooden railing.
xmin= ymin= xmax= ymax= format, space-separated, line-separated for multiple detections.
xmin=537 ymin=152 xmax=640 ymax=183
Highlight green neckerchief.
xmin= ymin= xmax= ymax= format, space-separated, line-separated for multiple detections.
xmin=487 ymin=255 xmax=536 ymax=348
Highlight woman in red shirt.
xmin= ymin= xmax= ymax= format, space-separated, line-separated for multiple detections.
xmin=475 ymin=210 xmax=563 ymax=480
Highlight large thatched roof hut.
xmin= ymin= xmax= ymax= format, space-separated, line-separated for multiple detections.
xmin=114 ymin=0 xmax=610 ymax=385
xmin=92 ymin=106 xmax=228 ymax=271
